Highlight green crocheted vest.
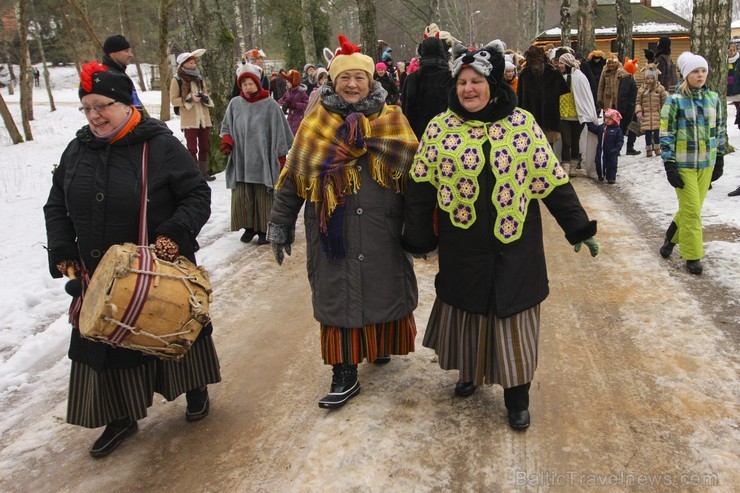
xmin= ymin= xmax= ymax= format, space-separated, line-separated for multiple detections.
xmin=411 ymin=108 xmax=569 ymax=243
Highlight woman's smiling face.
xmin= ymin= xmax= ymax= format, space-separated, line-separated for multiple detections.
xmin=80 ymin=95 xmax=129 ymax=136
xmin=456 ymin=67 xmax=490 ymax=113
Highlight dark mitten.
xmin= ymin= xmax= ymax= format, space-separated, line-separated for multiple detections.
xmin=267 ymin=222 xmax=295 ymax=265
xmin=201 ymin=94 xmax=210 ymax=104
xmin=711 ymin=156 xmax=724 ymax=182
xmin=664 ymin=161 xmax=684 ymax=189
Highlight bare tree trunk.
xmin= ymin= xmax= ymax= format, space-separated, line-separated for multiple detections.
xmin=189 ymin=0 xmax=236 ymax=173
xmin=577 ymin=0 xmax=595 ymax=55
xmin=18 ymin=0 xmax=34 ymax=139
xmin=251 ymin=0 xmax=259 ymax=48
xmin=357 ymin=0 xmax=379 ymax=59
xmin=517 ymin=0 xmax=546 ymax=49
xmin=120 ymin=8 xmax=147 ymax=92
xmin=66 ymin=0 xmax=103 ymax=52
xmin=159 ymin=0 xmax=173 ymax=121
xmin=560 ymin=0 xmax=571 ymax=48
xmin=615 ymin=0 xmax=633 ymax=61
xmin=233 ymin=0 xmax=246 ymax=57
xmin=5 ymin=63 xmax=14 ymax=96
xmin=0 ymin=92 xmax=24 ymax=144
xmin=691 ymin=0 xmax=731 ymax=100
xmin=300 ymin=0 xmax=317 ymax=65
xmin=30 ymin=0 xmax=56 ymax=111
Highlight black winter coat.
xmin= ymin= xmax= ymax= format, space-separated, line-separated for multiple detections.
xmin=375 ymin=72 xmax=399 ymax=105
xmin=44 ymin=118 xmax=212 ymax=370
xmin=403 ymin=91 xmax=596 ymax=318
xmin=617 ymin=73 xmax=637 ymax=131
xmin=516 ymin=63 xmax=570 ymax=133
xmin=401 ymin=65 xmax=454 ymax=139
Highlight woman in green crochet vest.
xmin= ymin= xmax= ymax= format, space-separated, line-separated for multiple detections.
xmin=402 ymin=40 xmax=599 ymax=430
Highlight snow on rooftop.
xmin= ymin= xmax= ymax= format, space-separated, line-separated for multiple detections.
xmin=543 ymin=22 xmax=688 ymax=37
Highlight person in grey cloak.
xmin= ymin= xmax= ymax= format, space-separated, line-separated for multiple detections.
xmin=220 ymin=63 xmax=294 ymax=244
xmin=267 ymin=34 xmax=419 ymax=410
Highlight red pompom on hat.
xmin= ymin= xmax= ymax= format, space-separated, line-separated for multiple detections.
xmin=78 ymin=61 xmax=133 ymax=105
xmin=328 ymin=34 xmax=374 ymax=81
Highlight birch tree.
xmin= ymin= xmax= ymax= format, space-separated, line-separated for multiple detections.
xmin=691 ymin=0 xmax=732 ymax=100
xmin=357 ymin=0 xmax=379 ymax=59
xmin=300 ymin=0 xmax=317 ymax=65
xmin=614 ymin=0 xmax=633 ymax=61
xmin=560 ymin=0 xmax=571 ymax=48
xmin=577 ymin=0 xmax=595 ymax=55
xmin=158 ymin=0 xmax=174 ymax=121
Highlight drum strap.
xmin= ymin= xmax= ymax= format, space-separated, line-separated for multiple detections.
xmin=109 ymin=142 xmax=154 ymax=344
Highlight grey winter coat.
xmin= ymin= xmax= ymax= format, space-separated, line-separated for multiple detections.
xmin=270 ymin=154 xmax=418 ymax=328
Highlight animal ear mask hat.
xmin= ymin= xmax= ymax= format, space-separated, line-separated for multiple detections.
xmin=451 ymin=39 xmax=507 ymax=87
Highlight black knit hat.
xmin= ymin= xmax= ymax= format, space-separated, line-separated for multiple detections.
xmin=103 ymin=35 xmax=131 ymax=55
xmin=78 ymin=61 xmax=133 ymax=105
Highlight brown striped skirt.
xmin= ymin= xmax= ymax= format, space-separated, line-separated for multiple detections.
xmin=320 ymin=314 xmax=416 ymax=365
xmin=67 ymin=334 xmax=221 ymax=429
xmin=422 ymin=298 xmax=540 ymax=389
xmin=230 ymin=182 xmax=273 ymax=233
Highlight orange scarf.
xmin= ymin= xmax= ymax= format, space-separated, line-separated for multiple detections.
xmin=110 ymin=107 xmax=142 ymax=144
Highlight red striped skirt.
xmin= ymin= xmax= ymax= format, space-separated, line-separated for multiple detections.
xmin=320 ymin=314 xmax=416 ymax=365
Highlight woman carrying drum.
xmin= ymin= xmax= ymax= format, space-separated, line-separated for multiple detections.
xmin=44 ymin=62 xmax=221 ymax=458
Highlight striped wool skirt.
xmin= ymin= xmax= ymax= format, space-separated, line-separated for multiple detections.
xmin=230 ymin=182 xmax=272 ymax=233
xmin=422 ymin=298 xmax=540 ymax=389
xmin=67 ymin=334 xmax=221 ymax=429
xmin=320 ymin=314 xmax=416 ymax=365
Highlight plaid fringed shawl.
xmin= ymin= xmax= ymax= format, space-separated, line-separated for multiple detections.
xmin=276 ymin=101 xmax=418 ymax=258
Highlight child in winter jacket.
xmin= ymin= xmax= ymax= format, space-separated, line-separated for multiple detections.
xmin=587 ymin=108 xmax=624 ymax=183
xmin=635 ymin=66 xmax=668 ymax=157
xmin=278 ymin=69 xmax=309 ymax=134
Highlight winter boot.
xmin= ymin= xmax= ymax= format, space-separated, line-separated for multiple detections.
xmin=455 ymin=379 xmax=477 ymax=397
xmin=728 ymin=186 xmax=740 ymax=197
xmin=240 ymin=228 xmax=256 ymax=243
xmin=256 ymin=232 xmax=269 ymax=245
xmin=318 ymin=364 xmax=360 ymax=409
xmin=561 ymin=161 xmax=571 ymax=176
xmin=626 ymin=148 xmax=641 ymax=156
xmin=89 ymin=417 xmax=138 ymax=458
xmin=198 ymin=161 xmax=216 ymax=181
xmin=653 ymin=144 xmax=661 ymax=156
xmin=504 ymin=382 xmax=531 ymax=430
xmin=646 ymin=146 xmax=653 ymax=157
xmin=686 ymin=260 xmax=703 ymax=275
xmin=659 ymin=221 xmax=678 ymax=258
xmin=185 ymin=386 xmax=210 ymax=422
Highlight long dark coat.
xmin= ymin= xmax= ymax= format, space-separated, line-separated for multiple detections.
xmin=270 ymin=154 xmax=418 ymax=328
xmin=516 ymin=63 xmax=570 ymax=133
xmin=403 ymin=93 xmax=596 ymax=318
xmin=44 ymin=118 xmax=212 ymax=369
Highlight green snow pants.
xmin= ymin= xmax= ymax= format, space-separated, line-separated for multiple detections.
xmin=670 ymin=167 xmax=713 ymax=261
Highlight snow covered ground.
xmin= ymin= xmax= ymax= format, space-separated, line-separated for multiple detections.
xmin=0 ymin=65 xmax=738 ymax=463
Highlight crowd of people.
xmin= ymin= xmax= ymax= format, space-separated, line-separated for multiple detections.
xmin=44 ymin=28 xmax=734 ymax=458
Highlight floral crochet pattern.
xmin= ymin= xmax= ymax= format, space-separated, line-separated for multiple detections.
xmin=411 ymin=108 xmax=568 ymax=243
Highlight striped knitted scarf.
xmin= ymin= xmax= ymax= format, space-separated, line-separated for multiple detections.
xmin=276 ymin=100 xmax=418 ymax=259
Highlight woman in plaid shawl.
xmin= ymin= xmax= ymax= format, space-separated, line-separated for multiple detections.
xmin=268 ymin=35 xmax=420 ymax=410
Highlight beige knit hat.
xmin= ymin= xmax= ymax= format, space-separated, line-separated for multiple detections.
xmin=328 ymin=34 xmax=374 ymax=81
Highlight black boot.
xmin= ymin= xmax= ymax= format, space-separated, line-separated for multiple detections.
xmin=257 ymin=232 xmax=269 ymax=245
xmin=455 ymin=380 xmax=477 ymax=397
xmin=728 ymin=186 xmax=740 ymax=197
xmin=185 ymin=386 xmax=210 ymax=422
xmin=318 ymin=364 xmax=360 ymax=409
xmin=504 ymin=383 xmax=531 ymax=430
xmin=625 ymin=148 xmax=641 ymax=156
xmin=659 ymin=222 xmax=678 ymax=258
xmin=240 ymin=228 xmax=256 ymax=243
xmin=89 ymin=417 xmax=138 ymax=458
xmin=686 ymin=259 xmax=703 ymax=275
xmin=198 ymin=161 xmax=216 ymax=181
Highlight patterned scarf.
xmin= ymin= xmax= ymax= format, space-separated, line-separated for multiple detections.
xmin=177 ymin=66 xmax=202 ymax=101
xmin=276 ymin=86 xmax=418 ymax=259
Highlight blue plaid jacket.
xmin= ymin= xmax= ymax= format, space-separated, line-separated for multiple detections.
xmin=659 ymin=87 xmax=727 ymax=168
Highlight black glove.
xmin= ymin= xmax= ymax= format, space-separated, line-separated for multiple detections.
xmin=267 ymin=222 xmax=295 ymax=265
xmin=664 ymin=161 xmax=684 ymax=189
xmin=711 ymin=155 xmax=723 ymax=182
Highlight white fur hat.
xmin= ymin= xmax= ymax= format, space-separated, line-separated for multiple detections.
xmin=176 ymin=48 xmax=205 ymax=68
xmin=677 ymin=51 xmax=708 ymax=79
xmin=236 ymin=63 xmax=263 ymax=85
xmin=505 ymin=60 xmax=516 ymax=71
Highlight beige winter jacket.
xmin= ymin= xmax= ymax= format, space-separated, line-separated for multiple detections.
xmin=635 ymin=82 xmax=668 ymax=132
xmin=597 ymin=62 xmax=622 ymax=110
xmin=170 ymin=77 xmax=214 ymax=129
